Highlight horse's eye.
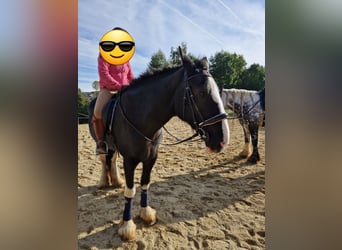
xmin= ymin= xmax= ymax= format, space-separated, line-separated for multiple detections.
xmin=199 ymin=91 xmax=206 ymax=96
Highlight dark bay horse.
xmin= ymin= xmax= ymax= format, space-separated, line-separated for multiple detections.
xmin=88 ymin=50 xmax=229 ymax=241
xmin=221 ymin=88 xmax=265 ymax=163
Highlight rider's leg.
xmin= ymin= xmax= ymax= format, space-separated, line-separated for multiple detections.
xmin=93 ymin=88 xmax=113 ymax=154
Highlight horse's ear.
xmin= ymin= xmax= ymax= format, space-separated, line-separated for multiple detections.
xmin=201 ymin=57 xmax=209 ymax=71
xmin=179 ymin=47 xmax=195 ymax=73
xmin=178 ymin=46 xmax=184 ymax=64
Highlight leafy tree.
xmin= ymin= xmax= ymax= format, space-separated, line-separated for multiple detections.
xmin=238 ymin=63 xmax=265 ymax=90
xmin=92 ymin=80 xmax=99 ymax=91
xmin=145 ymin=44 xmax=265 ymax=93
xmin=147 ymin=49 xmax=169 ymax=71
xmin=78 ymin=88 xmax=90 ymax=124
xmin=78 ymin=88 xmax=89 ymax=115
xmin=209 ymin=51 xmax=247 ymax=90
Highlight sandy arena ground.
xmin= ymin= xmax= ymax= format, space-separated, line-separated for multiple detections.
xmin=78 ymin=117 xmax=265 ymax=249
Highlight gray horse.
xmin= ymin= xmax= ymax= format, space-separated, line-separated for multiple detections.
xmin=221 ymin=88 xmax=265 ymax=163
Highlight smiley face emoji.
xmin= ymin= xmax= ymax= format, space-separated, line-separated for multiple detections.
xmin=99 ymin=27 xmax=135 ymax=65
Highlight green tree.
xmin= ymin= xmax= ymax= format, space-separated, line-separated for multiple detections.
xmin=78 ymin=88 xmax=90 ymax=124
xmin=238 ymin=63 xmax=265 ymax=90
xmin=78 ymin=88 xmax=89 ymax=115
xmin=92 ymin=80 xmax=99 ymax=91
xmin=209 ymin=51 xmax=247 ymax=90
xmin=147 ymin=49 xmax=169 ymax=71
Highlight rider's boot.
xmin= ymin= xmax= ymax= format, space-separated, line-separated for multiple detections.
xmin=92 ymin=116 xmax=107 ymax=155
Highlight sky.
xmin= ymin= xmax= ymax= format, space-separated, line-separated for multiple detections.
xmin=78 ymin=0 xmax=265 ymax=92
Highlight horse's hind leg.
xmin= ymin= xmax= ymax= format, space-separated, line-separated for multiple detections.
xmin=247 ymin=124 xmax=260 ymax=163
xmin=108 ymin=150 xmax=124 ymax=187
xmin=98 ymin=154 xmax=110 ymax=188
xmin=139 ymin=157 xmax=157 ymax=226
xmin=239 ymin=120 xmax=252 ymax=158
xmin=97 ymin=150 xmax=123 ymax=188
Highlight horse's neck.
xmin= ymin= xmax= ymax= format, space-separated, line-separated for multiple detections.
xmin=122 ymin=68 xmax=183 ymax=134
xmin=155 ymin=69 xmax=184 ymax=121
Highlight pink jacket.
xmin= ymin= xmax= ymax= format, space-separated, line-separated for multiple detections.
xmin=98 ymin=55 xmax=134 ymax=90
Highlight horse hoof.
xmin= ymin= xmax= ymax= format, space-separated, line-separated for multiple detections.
xmin=118 ymin=220 xmax=136 ymax=241
xmin=247 ymin=155 xmax=260 ymax=164
xmin=98 ymin=178 xmax=110 ymax=188
xmin=111 ymin=177 xmax=124 ymax=188
xmin=239 ymin=151 xmax=249 ymax=158
xmin=139 ymin=206 xmax=157 ymax=226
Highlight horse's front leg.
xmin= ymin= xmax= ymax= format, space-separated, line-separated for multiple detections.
xmin=239 ymin=120 xmax=252 ymax=158
xmin=139 ymin=157 xmax=157 ymax=226
xmin=247 ymin=123 xmax=260 ymax=163
xmin=118 ymin=158 xmax=138 ymax=241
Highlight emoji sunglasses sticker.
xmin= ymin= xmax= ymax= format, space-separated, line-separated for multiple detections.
xmin=99 ymin=27 xmax=135 ymax=65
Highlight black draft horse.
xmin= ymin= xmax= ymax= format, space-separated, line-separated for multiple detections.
xmin=221 ymin=88 xmax=265 ymax=163
xmin=88 ymin=48 xmax=230 ymax=241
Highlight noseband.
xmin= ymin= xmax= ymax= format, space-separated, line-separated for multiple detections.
xmin=181 ymin=72 xmax=228 ymax=142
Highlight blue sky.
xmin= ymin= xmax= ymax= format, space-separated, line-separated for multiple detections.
xmin=78 ymin=0 xmax=265 ymax=92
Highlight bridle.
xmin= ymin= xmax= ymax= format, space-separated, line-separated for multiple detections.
xmin=176 ymin=71 xmax=228 ymax=144
xmin=116 ymin=68 xmax=228 ymax=146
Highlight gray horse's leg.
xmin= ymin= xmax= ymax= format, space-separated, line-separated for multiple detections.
xmin=239 ymin=120 xmax=252 ymax=158
xmin=247 ymin=124 xmax=260 ymax=163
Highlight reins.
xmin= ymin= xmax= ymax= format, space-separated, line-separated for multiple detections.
xmin=161 ymin=72 xmax=228 ymax=146
xmin=161 ymin=125 xmax=202 ymax=146
xmin=226 ymin=99 xmax=261 ymax=120
xmin=242 ymin=99 xmax=261 ymax=119
xmin=114 ymin=70 xmax=227 ymax=146
xmin=112 ymin=47 xmax=228 ymax=146
xmin=115 ymin=72 xmax=224 ymax=146
xmin=161 ymin=112 xmax=228 ymax=146
xmin=117 ymin=91 xmax=160 ymax=144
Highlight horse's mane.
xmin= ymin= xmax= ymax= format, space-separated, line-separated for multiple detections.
xmin=129 ymin=65 xmax=182 ymax=86
xmin=224 ymin=88 xmax=257 ymax=95
xmin=222 ymin=88 xmax=259 ymax=115
xmin=129 ymin=55 xmax=207 ymax=87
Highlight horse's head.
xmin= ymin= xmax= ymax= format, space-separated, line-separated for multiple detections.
xmin=179 ymin=53 xmax=230 ymax=153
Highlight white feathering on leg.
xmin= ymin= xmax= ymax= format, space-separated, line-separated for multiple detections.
xmin=109 ymin=152 xmax=124 ymax=187
xmin=118 ymin=219 xmax=136 ymax=241
xmin=139 ymin=206 xmax=157 ymax=226
xmin=124 ymin=185 xmax=136 ymax=198
xmin=98 ymin=154 xmax=109 ymax=188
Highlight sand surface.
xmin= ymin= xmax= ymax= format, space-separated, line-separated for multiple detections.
xmin=78 ymin=117 xmax=265 ymax=249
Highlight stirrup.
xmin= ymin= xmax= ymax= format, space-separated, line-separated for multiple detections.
xmin=96 ymin=141 xmax=108 ymax=155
